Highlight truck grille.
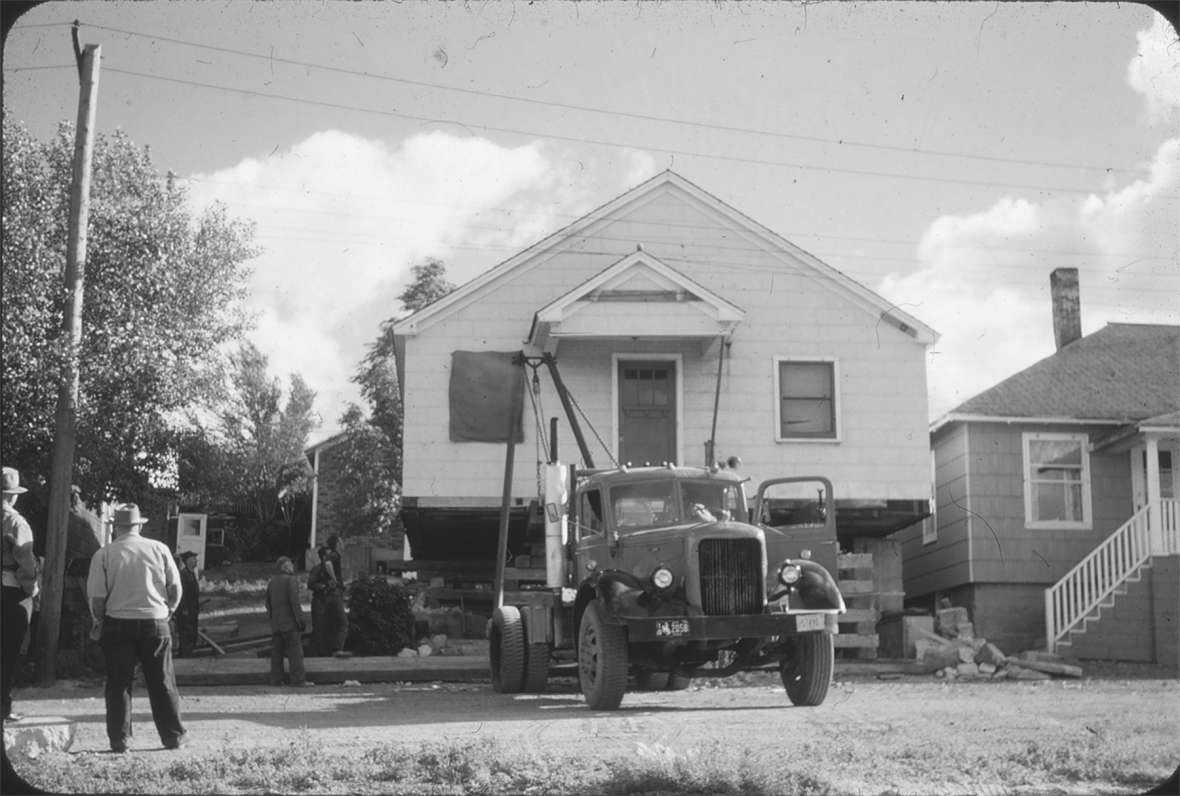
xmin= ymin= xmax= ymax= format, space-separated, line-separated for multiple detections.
xmin=698 ymin=538 xmax=763 ymax=615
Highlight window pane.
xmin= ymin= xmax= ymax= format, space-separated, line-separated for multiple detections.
xmin=781 ymin=398 xmax=831 ymax=434
xmin=1032 ymin=482 xmax=1083 ymax=522
xmin=1031 ymin=439 xmax=1081 ymax=468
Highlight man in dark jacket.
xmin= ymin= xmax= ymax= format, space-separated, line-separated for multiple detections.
xmin=175 ymin=552 xmax=200 ymax=658
xmin=265 ymin=556 xmax=310 ymax=686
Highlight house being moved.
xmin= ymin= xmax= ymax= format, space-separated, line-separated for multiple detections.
xmin=390 ymin=171 xmax=938 ymax=574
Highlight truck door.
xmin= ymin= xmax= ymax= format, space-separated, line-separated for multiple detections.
xmin=753 ymin=477 xmax=839 ymax=575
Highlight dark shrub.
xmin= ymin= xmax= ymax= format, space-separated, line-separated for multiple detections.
xmin=345 ymin=576 xmax=415 ymax=655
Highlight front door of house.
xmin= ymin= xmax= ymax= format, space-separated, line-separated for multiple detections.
xmin=618 ymin=360 xmax=676 ymax=466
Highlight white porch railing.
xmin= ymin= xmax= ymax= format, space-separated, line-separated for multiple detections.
xmin=1045 ymin=498 xmax=1179 ymax=653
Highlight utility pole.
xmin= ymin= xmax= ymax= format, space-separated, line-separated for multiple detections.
xmin=38 ymin=27 xmax=100 ymax=686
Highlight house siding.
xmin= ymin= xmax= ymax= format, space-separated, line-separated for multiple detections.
xmin=901 ymin=424 xmax=971 ymax=597
xmin=966 ymin=422 xmax=1128 ymax=585
xmin=1066 ymin=555 xmax=1179 ymax=664
xmin=400 ymin=185 xmax=931 ymax=513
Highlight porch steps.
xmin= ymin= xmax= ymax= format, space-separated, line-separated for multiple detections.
xmin=1056 ymin=559 xmax=1153 ymax=650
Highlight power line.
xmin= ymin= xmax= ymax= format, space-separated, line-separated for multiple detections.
xmin=75 ymin=65 xmax=1164 ymax=199
xmin=66 ymin=20 xmax=1151 ymax=179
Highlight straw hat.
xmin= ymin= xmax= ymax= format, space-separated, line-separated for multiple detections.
xmin=2 ymin=467 xmax=28 ymax=495
xmin=111 ymin=503 xmax=149 ymax=528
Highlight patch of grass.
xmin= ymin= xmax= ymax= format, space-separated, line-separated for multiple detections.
xmin=600 ymin=742 xmax=831 ymax=795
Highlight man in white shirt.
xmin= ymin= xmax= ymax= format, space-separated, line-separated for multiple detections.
xmin=87 ymin=503 xmax=188 ymax=753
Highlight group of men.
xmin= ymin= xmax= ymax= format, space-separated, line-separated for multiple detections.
xmin=2 ymin=464 xmax=352 ymax=754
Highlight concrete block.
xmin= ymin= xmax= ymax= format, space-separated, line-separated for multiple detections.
xmin=3 ymin=716 xmax=75 ymax=759
xmin=936 ymin=607 xmax=969 ymax=637
xmin=956 ymin=662 xmax=980 ymax=678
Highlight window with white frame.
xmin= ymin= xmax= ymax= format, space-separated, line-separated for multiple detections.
xmin=775 ymin=358 xmax=838 ymax=441
xmin=1022 ymin=432 xmax=1091 ymax=529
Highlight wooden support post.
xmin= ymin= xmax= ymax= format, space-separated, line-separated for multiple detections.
xmin=38 ymin=37 xmax=101 ymax=686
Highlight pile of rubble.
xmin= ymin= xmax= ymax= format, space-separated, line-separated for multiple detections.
xmin=914 ymin=605 xmax=1083 ymax=681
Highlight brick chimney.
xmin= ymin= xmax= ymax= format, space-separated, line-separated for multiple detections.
xmin=1050 ymin=267 xmax=1082 ymax=350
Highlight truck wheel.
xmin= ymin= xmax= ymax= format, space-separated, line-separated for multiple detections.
xmin=523 ymin=624 xmax=551 ymax=693
xmin=780 ymin=632 xmax=834 ymax=706
xmin=578 ymin=601 xmax=628 ymax=710
xmin=490 ymin=606 xmax=526 ymax=693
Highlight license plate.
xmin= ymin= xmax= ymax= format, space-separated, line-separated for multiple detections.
xmin=655 ymin=619 xmax=690 ymax=637
xmin=795 ymin=614 xmax=825 ymax=632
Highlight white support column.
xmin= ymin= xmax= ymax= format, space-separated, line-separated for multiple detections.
xmin=306 ymin=448 xmax=321 ymax=570
xmin=1145 ymin=434 xmax=1162 ymax=553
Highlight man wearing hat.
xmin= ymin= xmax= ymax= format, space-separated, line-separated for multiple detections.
xmin=2 ymin=467 xmax=39 ymax=722
xmin=265 ymin=556 xmax=310 ymax=686
xmin=87 ymin=503 xmax=188 ymax=752
xmin=175 ymin=551 xmax=201 ymax=658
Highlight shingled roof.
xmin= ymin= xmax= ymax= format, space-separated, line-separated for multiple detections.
xmin=950 ymin=323 xmax=1180 ymax=422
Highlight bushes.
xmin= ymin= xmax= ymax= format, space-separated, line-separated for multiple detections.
xmin=345 ymin=576 xmax=415 ymax=655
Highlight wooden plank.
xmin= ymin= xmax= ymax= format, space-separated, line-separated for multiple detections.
xmin=837 ymin=608 xmax=877 ymax=623
xmin=1013 ymin=658 xmax=1083 ymax=678
xmin=837 ymin=579 xmax=875 ymax=594
xmin=837 ymin=553 xmax=874 ymax=570
xmin=833 ymin=633 xmax=879 ymax=649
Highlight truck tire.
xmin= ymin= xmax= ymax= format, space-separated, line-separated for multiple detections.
xmin=523 ymin=624 xmax=551 ymax=693
xmin=780 ymin=632 xmax=834 ymax=706
xmin=578 ymin=601 xmax=628 ymax=710
xmin=490 ymin=606 xmax=526 ymax=693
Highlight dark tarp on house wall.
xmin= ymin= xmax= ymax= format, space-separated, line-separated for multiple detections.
xmin=449 ymin=350 xmax=525 ymax=443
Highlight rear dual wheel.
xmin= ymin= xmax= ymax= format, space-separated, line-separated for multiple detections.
xmin=490 ymin=606 xmax=551 ymax=694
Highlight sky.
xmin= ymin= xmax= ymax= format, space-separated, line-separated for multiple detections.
xmin=3 ymin=1 xmax=1178 ymax=444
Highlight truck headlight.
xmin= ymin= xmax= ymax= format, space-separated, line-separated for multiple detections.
xmin=778 ymin=563 xmax=802 ymax=586
xmin=651 ymin=567 xmax=674 ymax=590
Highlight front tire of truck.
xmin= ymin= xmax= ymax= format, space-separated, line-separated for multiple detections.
xmin=780 ymin=631 xmax=834 ymax=706
xmin=490 ymin=606 xmax=526 ymax=693
xmin=578 ymin=601 xmax=628 ymax=710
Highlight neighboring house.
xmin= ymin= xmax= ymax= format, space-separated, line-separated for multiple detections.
xmin=305 ymin=430 xmax=349 ymax=569
xmin=901 ymin=268 xmax=1179 ymax=662
xmin=390 ymin=170 xmax=937 ymax=564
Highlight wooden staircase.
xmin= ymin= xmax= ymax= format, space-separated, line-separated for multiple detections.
xmin=1046 ymin=498 xmax=1179 ymax=653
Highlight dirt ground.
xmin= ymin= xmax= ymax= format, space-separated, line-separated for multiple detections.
xmin=8 ymin=667 xmax=1179 ymax=794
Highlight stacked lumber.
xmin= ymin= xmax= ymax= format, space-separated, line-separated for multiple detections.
xmin=912 ymin=604 xmax=1084 ymax=681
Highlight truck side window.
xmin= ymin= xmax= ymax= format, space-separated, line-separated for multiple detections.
xmin=579 ymin=490 xmax=603 ymax=536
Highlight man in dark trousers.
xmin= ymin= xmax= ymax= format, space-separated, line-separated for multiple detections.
xmin=322 ymin=535 xmax=348 ymax=656
xmin=87 ymin=503 xmax=188 ymax=753
xmin=175 ymin=551 xmax=200 ymax=658
xmin=266 ymin=556 xmax=311 ymax=686
xmin=2 ymin=467 xmax=39 ymax=723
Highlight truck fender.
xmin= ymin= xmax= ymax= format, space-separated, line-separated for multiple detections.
xmin=771 ymin=559 xmax=846 ymax=613
xmin=582 ymin=571 xmax=647 ymax=620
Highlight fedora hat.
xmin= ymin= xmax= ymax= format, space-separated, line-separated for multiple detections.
xmin=111 ymin=503 xmax=149 ymax=527
xmin=2 ymin=467 xmax=28 ymax=495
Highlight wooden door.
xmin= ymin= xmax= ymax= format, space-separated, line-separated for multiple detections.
xmin=618 ymin=361 xmax=676 ymax=466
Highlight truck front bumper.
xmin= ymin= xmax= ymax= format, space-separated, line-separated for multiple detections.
xmin=622 ymin=612 xmax=839 ymax=643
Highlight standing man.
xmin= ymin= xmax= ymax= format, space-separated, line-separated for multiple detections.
xmin=2 ymin=467 xmax=39 ymax=723
xmin=265 ymin=556 xmax=310 ymax=686
xmin=87 ymin=504 xmax=188 ymax=753
xmin=175 ymin=551 xmax=200 ymax=658
xmin=323 ymin=535 xmax=349 ymax=656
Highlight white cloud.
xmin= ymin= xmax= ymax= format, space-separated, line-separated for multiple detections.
xmin=881 ymin=137 xmax=1180 ymax=421
xmin=1127 ymin=14 xmax=1180 ymax=123
xmin=184 ymin=131 xmax=656 ymax=439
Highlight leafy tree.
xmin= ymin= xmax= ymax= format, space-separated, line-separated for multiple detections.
xmin=396 ymin=257 xmax=455 ymax=314
xmin=179 ymin=342 xmax=318 ymax=556
xmin=320 ymin=260 xmax=457 ymax=539
xmin=1 ymin=117 xmax=255 ymax=501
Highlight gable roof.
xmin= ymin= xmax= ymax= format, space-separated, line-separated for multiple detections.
xmin=938 ymin=323 xmax=1180 ymax=428
xmin=392 ymin=170 xmax=936 ymax=343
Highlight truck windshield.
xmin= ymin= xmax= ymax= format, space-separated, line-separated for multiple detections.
xmin=610 ymin=479 xmax=744 ymax=530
